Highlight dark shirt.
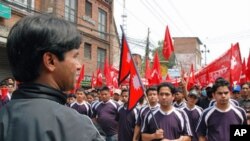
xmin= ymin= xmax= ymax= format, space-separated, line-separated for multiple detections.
xmin=181 ymin=106 xmax=203 ymax=141
xmin=196 ymin=105 xmax=247 ymax=141
xmin=117 ymin=105 xmax=138 ymax=141
xmin=93 ymin=100 xmax=119 ymax=136
xmin=136 ymin=104 xmax=160 ymax=127
xmin=142 ymin=107 xmax=192 ymax=141
xmin=0 ymin=83 xmax=104 ymax=141
xmin=71 ymin=102 xmax=92 ymax=117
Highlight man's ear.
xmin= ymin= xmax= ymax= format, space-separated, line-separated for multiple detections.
xmin=42 ymin=52 xmax=56 ymax=72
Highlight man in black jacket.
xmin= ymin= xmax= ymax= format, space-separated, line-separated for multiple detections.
xmin=0 ymin=14 xmax=104 ymax=141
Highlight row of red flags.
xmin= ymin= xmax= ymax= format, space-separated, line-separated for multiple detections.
xmin=72 ymin=26 xmax=174 ymax=110
xmin=195 ymin=42 xmax=250 ymax=87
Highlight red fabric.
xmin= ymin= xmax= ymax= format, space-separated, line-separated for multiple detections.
xmin=162 ymin=26 xmax=174 ymax=60
xmin=187 ymin=64 xmax=195 ymax=90
xmin=91 ymin=72 xmax=97 ymax=88
xmin=118 ymin=34 xmax=132 ymax=84
xmin=148 ymin=51 xmax=162 ymax=85
xmin=118 ymin=32 xmax=144 ymax=110
xmin=112 ymin=75 xmax=119 ymax=88
xmin=104 ymin=58 xmax=112 ymax=86
xmin=230 ymin=43 xmax=242 ymax=85
xmin=145 ymin=58 xmax=151 ymax=80
xmin=1 ymin=87 xmax=8 ymax=100
xmin=166 ymin=74 xmax=172 ymax=82
xmin=76 ymin=64 xmax=84 ymax=89
xmin=246 ymin=51 xmax=250 ymax=81
xmin=195 ymin=43 xmax=243 ymax=86
xmin=239 ymin=58 xmax=246 ymax=84
xmin=96 ymin=68 xmax=103 ymax=87
xmin=128 ymin=60 xmax=144 ymax=110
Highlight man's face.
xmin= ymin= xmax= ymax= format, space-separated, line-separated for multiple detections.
xmin=147 ymin=90 xmax=158 ymax=104
xmin=75 ymin=91 xmax=86 ymax=103
xmin=187 ymin=95 xmax=198 ymax=106
xmin=174 ymin=92 xmax=184 ymax=102
xmin=241 ymin=84 xmax=250 ymax=98
xmin=121 ymin=91 xmax=129 ymax=103
xmin=113 ymin=93 xmax=120 ymax=101
xmin=86 ymin=95 xmax=94 ymax=103
xmin=101 ymin=90 xmax=110 ymax=102
xmin=158 ymin=86 xmax=174 ymax=107
xmin=53 ymin=49 xmax=81 ymax=91
xmin=213 ymin=86 xmax=230 ymax=106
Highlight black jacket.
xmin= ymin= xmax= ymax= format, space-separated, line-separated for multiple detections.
xmin=0 ymin=83 xmax=104 ymax=141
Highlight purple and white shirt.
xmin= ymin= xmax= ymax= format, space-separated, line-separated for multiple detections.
xmin=181 ymin=105 xmax=203 ymax=141
xmin=196 ymin=105 xmax=247 ymax=141
xmin=71 ymin=101 xmax=92 ymax=117
xmin=142 ymin=107 xmax=192 ymax=141
xmin=117 ymin=105 xmax=138 ymax=141
xmin=92 ymin=99 xmax=119 ymax=136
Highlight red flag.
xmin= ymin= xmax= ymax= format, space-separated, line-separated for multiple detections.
xmin=195 ymin=44 xmax=233 ymax=86
xmin=76 ymin=64 xmax=84 ymax=89
xmin=91 ymin=72 xmax=97 ymax=88
xmin=246 ymin=51 xmax=250 ymax=81
xmin=240 ymin=58 xmax=246 ymax=84
xmin=96 ymin=68 xmax=103 ymax=87
xmin=118 ymin=35 xmax=132 ymax=84
xmin=104 ymin=58 xmax=112 ymax=86
xmin=128 ymin=59 xmax=144 ymax=110
xmin=166 ymin=74 xmax=172 ymax=82
xmin=1 ymin=87 xmax=8 ymax=100
xmin=112 ymin=75 xmax=119 ymax=89
xmin=149 ymin=51 xmax=162 ymax=85
xmin=162 ymin=26 xmax=174 ymax=60
xmin=187 ymin=64 xmax=195 ymax=90
xmin=230 ymin=43 xmax=242 ymax=85
xmin=145 ymin=58 xmax=151 ymax=79
xmin=119 ymin=31 xmax=144 ymax=110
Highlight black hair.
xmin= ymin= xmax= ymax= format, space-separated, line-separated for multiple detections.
xmin=100 ymin=86 xmax=110 ymax=92
xmin=76 ymin=88 xmax=85 ymax=93
xmin=157 ymin=82 xmax=175 ymax=94
xmin=146 ymin=86 xmax=157 ymax=95
xmin=67 ymin=94 xmax=76 ymax=98
xmin=212 ymin=78 xmax=230 ymax=93
xmin=121 ymin=89 xmax=129 ymax=95
xmin=7 ymin=14 xmax=82 ymax=82
xmin=205 ymin=87 xmax=213 ymax=98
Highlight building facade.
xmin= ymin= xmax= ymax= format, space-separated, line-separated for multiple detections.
xmin=0 ymin=0 xmax=120 ymax=83
xmin=173 ymin=37 xmax=202 ymax=72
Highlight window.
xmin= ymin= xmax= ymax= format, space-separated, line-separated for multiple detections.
xmin=65 ymin=0 xmax=76 ymax=22
xmin=84 ymin=43 xmax=91 ymax=59
xmin=85 ymin=0 xmax=92 ymax=18
xmin=98 ymin=8 xmax=107 ymax=39
xmin=7 ymin=0 xmax=34 ymax=10
xmin=97 ymin=48 xmax=106 ymax=69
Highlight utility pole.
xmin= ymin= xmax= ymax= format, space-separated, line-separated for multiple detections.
xmin=145 ymin=28 xmax=150 ymax=60
xmin=201 ymin=44 xmax=210 ymax=66
xmin=121 ymin=0 xmax=127 ymax=34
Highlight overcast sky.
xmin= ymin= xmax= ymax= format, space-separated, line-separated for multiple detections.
xmin=114 ymin=0 xmax=250 ymax=65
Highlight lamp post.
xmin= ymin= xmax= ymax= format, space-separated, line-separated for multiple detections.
xmin=201 ymin=44 xmax=210 ymax=66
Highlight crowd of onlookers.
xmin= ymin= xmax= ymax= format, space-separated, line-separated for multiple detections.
xmin=1 ymin=76 xmax=250 ymax=141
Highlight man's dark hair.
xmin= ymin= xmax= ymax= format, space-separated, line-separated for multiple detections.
xmin=100 ymin=86 xmax=110 ymax=92
xmin=121 ymin=89 xmax=129 ymax=95
xmin=7 ymin=14 xmax=82 ymax=82
xmin=212 ymin=78 xmax=230 ymax=93
xmin=146 ymin=86 xmax=157 ymax=95
xmin=157 ymin=82 xmax=175 ymax=94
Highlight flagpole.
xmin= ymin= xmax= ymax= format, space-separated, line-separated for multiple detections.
xmin=120 ymin=26 xmax=159 ymax=129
